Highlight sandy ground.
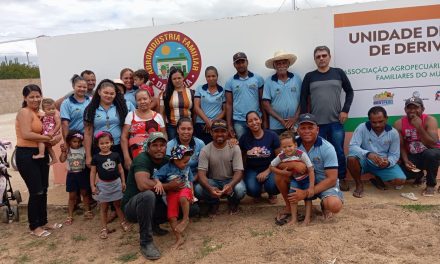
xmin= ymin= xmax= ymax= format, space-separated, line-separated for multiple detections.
xmin=1 ymin=112 xmax=440 ymax=264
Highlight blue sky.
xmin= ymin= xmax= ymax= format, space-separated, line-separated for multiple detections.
xmin=0 ymin=0 xmax=381 ymax=64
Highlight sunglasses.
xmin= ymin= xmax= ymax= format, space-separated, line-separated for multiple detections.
xmin=315 ymin=54 xmax=328 ymax=59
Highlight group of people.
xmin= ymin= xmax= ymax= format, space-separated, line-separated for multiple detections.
xmin=14 ymin=45 xmax=439 ymax=260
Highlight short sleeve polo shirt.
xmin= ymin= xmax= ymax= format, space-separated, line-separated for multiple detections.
xmin=225 ymin=71 xmax=264 ymax=122
xmin=194 ymin=84 xmax=225 ymax=124
xmin=262 ymin=72 xmax=302 ymax=129
xmin=60 ymin=95 xmax=91 ymax=132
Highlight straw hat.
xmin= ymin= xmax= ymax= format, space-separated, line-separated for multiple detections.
xmin=265 ymin=50 xmax=297 ymax=69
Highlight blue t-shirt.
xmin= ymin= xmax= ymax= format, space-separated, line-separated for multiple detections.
xmin=166 ymin=137 xmax=205 ymax=175
xmin=296 ymin=136 xmax=338 ymax=184
xmin=60 ymin=95 xmax=91 ymax=132
xmin=225 ymin=71 xmax=264 ymax=121
xmin=194 ymin=84 xmax=225 ymax=124
xmin=124 ymin=88 xmax=138 ymax=108
xmin=153 ymin=162 xmax=193 ymax=189
xmin=239 ymin=129 xmax=280 ymax=173
xmin=262 ymin=72 xmax=302 ymax=129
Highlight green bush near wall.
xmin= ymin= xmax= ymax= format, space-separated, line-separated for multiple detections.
xmin=0 ymin=63 xmax=40 ymax=79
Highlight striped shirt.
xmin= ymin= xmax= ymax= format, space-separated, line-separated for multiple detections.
xmin=168 ymin=88 xmax=193 ymax=126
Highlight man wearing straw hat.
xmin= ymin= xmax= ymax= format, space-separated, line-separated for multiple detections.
xmin=262 ymin=50 xmax=302 ymax=135
xmin=300 ymin=45 xmax=354 ymax=192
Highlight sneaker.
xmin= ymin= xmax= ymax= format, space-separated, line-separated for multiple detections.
xmin=152 ymin=225 xmax=169 ymax=236
xmin=339 ymin=179 xmax=350 ymax=192
xmin=140 ymin=242 xmax=161 ymax=260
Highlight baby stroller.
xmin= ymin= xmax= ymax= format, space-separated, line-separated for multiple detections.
xmin=0 ymin=139 xmax=22 ymax=223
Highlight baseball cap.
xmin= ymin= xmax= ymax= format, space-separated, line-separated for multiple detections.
xmin=298 ymin=113 xmax=318 ymax=125
xmin=145 ymin=132 xmax=167 ymax=146
xmin=211 ymin=119 xmax=228 ymax=131
xmin=405 ymin=97 xmax=424 ymax=107
xmin=233 ymin=52 xmax=247 ymax=63
xmin=170 ymin=145 xmax=194 ymax=160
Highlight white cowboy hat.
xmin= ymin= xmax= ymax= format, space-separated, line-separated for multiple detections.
xmin=265 ymin=50 xmax=297 ymax=69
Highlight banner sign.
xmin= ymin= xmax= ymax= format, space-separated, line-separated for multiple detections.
xmin=334 ymin=5 xmax=440 ymax=119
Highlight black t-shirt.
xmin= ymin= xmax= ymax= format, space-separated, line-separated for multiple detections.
xmin=239 ymin=129 xmax=280 ymax=173
xmin=91 ymin=152 xmax=121 ymax=181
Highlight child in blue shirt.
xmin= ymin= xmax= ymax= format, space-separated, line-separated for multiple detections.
xmin=153 ymin=144 xmax=195 ymax=249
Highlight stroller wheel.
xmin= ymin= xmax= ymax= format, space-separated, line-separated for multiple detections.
xmin=13 ymin=190 xmax=22 ymax=204
xmin=12 ymin=205 xmax=19 ymax=222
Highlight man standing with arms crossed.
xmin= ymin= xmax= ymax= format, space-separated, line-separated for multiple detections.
xmin=300 ymin=46 xmax=354 ymax=191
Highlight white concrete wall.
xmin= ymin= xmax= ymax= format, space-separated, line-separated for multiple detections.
xmin=36 ymin=0 xmax=438 ymax=102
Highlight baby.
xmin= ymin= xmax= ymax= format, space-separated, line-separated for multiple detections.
xmin=33 ymin=98 xmax=61 ymax=165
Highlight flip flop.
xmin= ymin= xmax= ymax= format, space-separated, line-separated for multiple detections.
xmin=352 ymin=189 xmax=364 ymax=198
xmin=274 ymin=212 xmax=291 ymax=226
xmin=43 ymin=223 xmax=63 ymax=230
xmin=31 ymin=230 xmax=51 ymax=237
xmin=370 ymin=178 xmax=388 ymax=190
xmin=400 ymin=192 xmax=418 ymax=201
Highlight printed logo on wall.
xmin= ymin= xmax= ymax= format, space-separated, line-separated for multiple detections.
xmin=373 ymin=91 xmax=394 ymax=105
xmin=144 ymin=31 xmax=202 ymax=91
xmin=435 ymin=90 xmax=440 ymax=101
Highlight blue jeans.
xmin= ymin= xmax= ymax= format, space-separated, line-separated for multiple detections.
xmin=194 ymin=179 xmax=246 ymax=205
xmin=244 ymin=169 xmax=279 ymax=198
xmin=233 ymin=121 xmax=248 ymax=140
xmin=318 ymin=122 xmax=346 ymax=180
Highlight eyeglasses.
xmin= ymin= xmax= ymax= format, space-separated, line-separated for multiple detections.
xmin=315 ymin=54 xmax=328 ymax=59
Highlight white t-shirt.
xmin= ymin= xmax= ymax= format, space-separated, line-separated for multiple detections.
xmin=124 ymin=111 xmax=165 ymax=128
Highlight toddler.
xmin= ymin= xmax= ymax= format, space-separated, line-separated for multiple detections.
xmin=270 ymin=131 xmax=315 ymax=225
xmin=90 ymin=131 xmax=131 ymax=239
xmin=153 ymin=145 xmax=195 ymax=249
xmin=59 ymin=130 xmax=92 ymax=225
xmin=33 ymin=98 xmax=61 ymax=164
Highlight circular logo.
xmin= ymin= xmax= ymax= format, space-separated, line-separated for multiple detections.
xmin=144 ymin=31 xmax=202 ymax=91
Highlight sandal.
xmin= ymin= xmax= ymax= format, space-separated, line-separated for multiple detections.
xmin=120 ymin=221 xmax=132 ymax=232
xmin=31 ymin=230 xmax=51 ymax=237
xmin=84 ymin=211 xmax=94 ymax=220
xmin=274 ymin=212 xmax=291 ymax=226
xmin=422 ymin=187 xmax=435 ymax=197
xmin=268 ymin=195 xmax=278 ymax=205
xmin=400 ymin=192 xmax=418 ymax=201
xmin=43 ymin=223 xmax=63 ymax=230
xmin=100 ymin=228 xmax=109 ymax=239
xmin=64 ymin=217 xmax=73 ymax=226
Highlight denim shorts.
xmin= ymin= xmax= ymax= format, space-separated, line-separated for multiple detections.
xmin=289 ymin=177 xmax=309 ymax=193
xmin=348 ymin=153 xmax=406 ymax=182
xmin=312 ymin=181 xmax=344 ymax=203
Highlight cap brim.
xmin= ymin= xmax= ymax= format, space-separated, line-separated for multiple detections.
xmin=233 ymin=58 xmax=247 ymax=63
xmin=211 ymin=127 xmax=228 ymax=131
xmin=149 ymin=136 xmax=167 ymax=143
xmin=405 ymin=102 xmax=422 ymax=107
xmin=298 ymin=121 xmax=317 ymax=125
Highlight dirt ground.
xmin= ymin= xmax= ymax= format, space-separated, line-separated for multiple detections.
xmin=2 ymin=112 xmax=440 ymax=264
